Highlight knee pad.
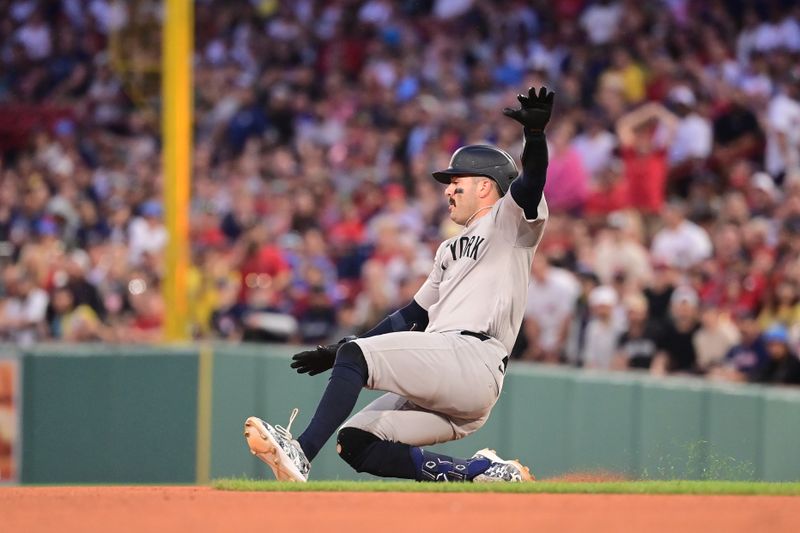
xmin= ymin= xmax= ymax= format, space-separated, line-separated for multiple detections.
xmin=336 ymin=427 xmax=379 ymax=471
xmin=333 ymin=341 xmax=368 ymax=385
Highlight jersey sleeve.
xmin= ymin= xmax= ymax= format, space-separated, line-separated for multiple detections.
xmin=413 ymin=242 xmax=446 ymax=310
xmin=492 ymin=193 xmax=548 ymax=248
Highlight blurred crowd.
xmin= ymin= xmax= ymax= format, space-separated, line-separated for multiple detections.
xmin=0 ymin=0 xmax=799 ymax=386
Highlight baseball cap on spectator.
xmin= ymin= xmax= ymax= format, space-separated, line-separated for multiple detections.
xmin=576 ymin=266 xmax=601 ymax=285
xmin=750 ymin=172 xmax=779 ymax=200
xmin=36 ymin=217 xmax=58 ymax=237
xmin=607 ymin=211 xmax=628 ymax=230
xmin=48 ymin=196 xmax=77 ymax=221
xmin=762 ymin=324 xmax=789 ymax=345
xmin=54 ymin=118 xmax=76 ymax=137
xmin=670 ymin=285 xmax=699 ymax=307
xmin=588 ymin=285 xmax=618 ymax=307
xmin=669 ymin=85 xmax=696 ymax=107
xmin=69 ymin=249 xmax=91 ymax=272
xmin=279 ymin=232 xmax=303 ymax=250
xmin=140 ymin=201 xmax=163 ymax=218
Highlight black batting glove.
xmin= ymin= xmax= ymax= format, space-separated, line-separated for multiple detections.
xmin=503 ymin=86 xmax=554 ymax=133
xmin=290 ymin=336 xmax=356 ymax=376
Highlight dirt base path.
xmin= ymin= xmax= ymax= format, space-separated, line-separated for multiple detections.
xmin=1 ymin=486 xmax=797 ymax=533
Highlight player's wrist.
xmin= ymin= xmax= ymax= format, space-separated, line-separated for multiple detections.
xmin=525 ymin=127 xmax=545 ymax=136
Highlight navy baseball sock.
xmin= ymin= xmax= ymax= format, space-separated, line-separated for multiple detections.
xmin=297 ymin=342 xmax=368 ymax=461
xmin=410 ymin=448 xmax=492 ymax=482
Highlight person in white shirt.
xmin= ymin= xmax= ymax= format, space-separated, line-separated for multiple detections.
xmin=15 ymin=10 xmax=51 ymax=60
xmin=523 ymin=254 xmax=581 ymax=361
xmin=0 ymin=266 xmax=49 ymax=346
xmin=753 ymin=6 xmax=800 ymax=53
xmin=764 ymin=75 xmax=800 ymax=180
xmin=579 ymin=0 xmax=622 ymax=45
xmin=572 ymin=112 xmax=617 ymax=185
xmin=667 ymin=86 xmax=712 ymax=167
xmin=581 ymin=285 xmax=625 ymax=369
xmin=651 ymin=200 xmax=712 ymax=269
xmin=128 ymin=201 xmax=168 ymax=266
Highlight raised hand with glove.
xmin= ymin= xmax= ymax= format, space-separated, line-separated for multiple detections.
xmin=503 ymin=86 xmax=554 ymax=134
xmin=502 ymin=86 xmax=554 ymax=220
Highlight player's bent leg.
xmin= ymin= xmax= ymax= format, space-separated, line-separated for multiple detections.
xmin=335 ymin=426 xmax=488 ymax=481
xmin=339 ymin=399 xmax=529 ymax=482
xmin=342 ymin=393 xmax=461 ymax=446
xmin=336 ymin=427 xmax=417 ymax=479
xmin=354 ymin=331 xmax=506 ymax=421
xmin=335 ymin=427 xmax=530 ymax=482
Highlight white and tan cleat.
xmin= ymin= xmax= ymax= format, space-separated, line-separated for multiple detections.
xmin=471 ymin=448 xmax=535 ymax=482
xmin=243 ymin=408 xmax=310 ymax=482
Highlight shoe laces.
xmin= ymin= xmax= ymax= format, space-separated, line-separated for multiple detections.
xmin=274 ymin=407 xmax=299 ymax=441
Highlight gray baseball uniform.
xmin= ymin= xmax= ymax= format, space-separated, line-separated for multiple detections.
xmin=344 ymin=193 xmax=548 ymax=445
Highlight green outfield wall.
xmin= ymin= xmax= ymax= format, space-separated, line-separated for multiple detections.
xmin=16 ymin=343 xmax=800 ymax=483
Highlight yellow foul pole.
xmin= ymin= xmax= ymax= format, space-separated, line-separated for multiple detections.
xmin=162 ymin=0 xmax=193 ymax=341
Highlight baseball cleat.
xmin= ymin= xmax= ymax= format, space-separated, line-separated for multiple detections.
xmin=470 ymin=448 xmax=535 ymax=482
xmin=244 ymin=408 xmax=310 ymax=482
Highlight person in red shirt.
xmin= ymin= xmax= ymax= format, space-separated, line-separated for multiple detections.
xmin=584 ymin=159 xmax=629 ymax=218
xmin=234 ymin=224 xmax=291 ymax=305
xmin=616 ymin=102 xmax=678 ymax=215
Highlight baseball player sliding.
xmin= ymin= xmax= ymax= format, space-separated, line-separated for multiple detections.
xmin=244 ymin=86 xmax=554 ymax=482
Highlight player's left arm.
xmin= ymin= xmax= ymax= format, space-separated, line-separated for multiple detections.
xmin=492 ymin=86 xmax=553 ymax=248
xmin=503 ymin=86 xmax=554 ymax=222
xmin=359 ymin=299 xmax=429 ymax=337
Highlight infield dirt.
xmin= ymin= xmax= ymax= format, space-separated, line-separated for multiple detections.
xmin=1 ymin=486 xmax=798 ymax=533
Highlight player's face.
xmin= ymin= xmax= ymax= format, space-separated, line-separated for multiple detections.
xmin=444 ymin=176 xmax=479 ymax=226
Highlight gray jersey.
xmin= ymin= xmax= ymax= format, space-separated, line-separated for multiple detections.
xmin=414 ymin=193 xmax=548 ymax=353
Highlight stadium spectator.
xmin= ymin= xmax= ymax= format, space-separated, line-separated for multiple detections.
xmin=0 ymin=266 xmax=48 ymax=345
xmin=651 ymin=286 xmax=701 ymax=375
xmin=650 ymin=200 xmax=713 ymax=270
xmin=614 ymin=292 xmax=661 ymax=370
xmin=616 ymin=102 xmax=678 ymax=216
xmin=581 ymin=285 xmax=624 ymax=370
xmin=758 ymin=280 xmax=800 ymax=335
xmin=693 ymin=306 xmax=741 ymax=373
xmin=592 ymin=211 xmax=652 ymax=287
xmin=764 ymin=73 xmax=800 ymax=182
xmin=47 ymin=284 xmax=104 ymax=341
xmin=572 ymin=112 xmax=617 ymax=185
xmin=749 ymin=325 xmax=800 ymax=385
xmin=711 ymin=310 xmax=768 ymax=383
xmin=564 ymin=268 xmax=601 ymax=366
xmin=543 ymin=120 xmax=590 ymax=213
xmin=521 ymin=254 xmax=580 ymax=362
xmin=666 ymin=85 xmax=713 ymax=197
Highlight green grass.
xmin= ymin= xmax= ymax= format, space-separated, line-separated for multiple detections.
xmin=213 ymin=479 xmax=800 ymax=495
